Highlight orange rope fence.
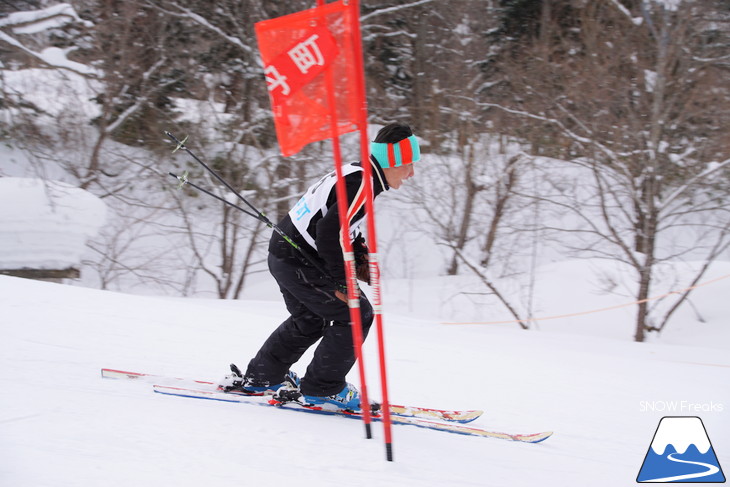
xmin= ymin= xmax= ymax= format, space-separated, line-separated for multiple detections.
xmin=441 ymin=273 xmax=730 ymax=326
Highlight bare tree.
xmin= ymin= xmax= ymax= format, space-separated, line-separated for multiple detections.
xmin=406 ymin=133 xmax=535 ymax=328
xmin=1 ymin=1 xmax=306 ymax=297
xmin=482 ymin=0 xmax=730 ymax=341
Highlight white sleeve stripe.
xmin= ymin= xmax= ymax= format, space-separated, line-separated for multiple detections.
xmin=339 ymin=178 xmax=367 ymax=252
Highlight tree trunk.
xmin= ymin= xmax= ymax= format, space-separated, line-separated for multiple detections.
xmin=634 ymin=267 xmax=651 ymax=342
xmin=447 ymin=145 xmax=479 ymax=275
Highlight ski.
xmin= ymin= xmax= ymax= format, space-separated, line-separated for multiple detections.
xmin=101 ymin=368 xmax=483 ymax=423
xmin=101 ymin=368 xmax=215 ymax=386
xmin=152 ymin=384 xmax=552 ymax=443
xmin=388 ymin=404 xmax=483 ymax=423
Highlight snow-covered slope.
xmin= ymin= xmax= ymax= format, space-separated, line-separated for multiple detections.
xmin=1 ymin=274 xmax=728 ymax=486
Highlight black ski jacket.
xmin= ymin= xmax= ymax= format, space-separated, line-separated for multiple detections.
xmin=269 ymin=156 xmax=389 ymax=287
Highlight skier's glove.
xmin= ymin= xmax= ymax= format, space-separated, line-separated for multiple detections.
xmin=353 ymin=234 xmax=368 ymax=266
xmin=356 ymin=259 xmax=370 ymax=285
xmin=353 ymin=235 xmax=370 ymax=284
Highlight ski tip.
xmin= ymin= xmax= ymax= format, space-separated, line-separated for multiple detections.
xmin=101 ymin=368 xmax=144 ymax=380
xmin=451 ymin=409 xmax=484 ymax=422
xmin=519 ymin=431 xmax=553 ymax=443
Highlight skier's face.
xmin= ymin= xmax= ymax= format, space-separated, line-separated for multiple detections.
xmin=383 ymin=163 xmax=415 ymax=190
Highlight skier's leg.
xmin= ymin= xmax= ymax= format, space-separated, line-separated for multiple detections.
xmin=244 ymin=254 xmax=328 ymax=385
xmin=299 ymin=295 xmax=373 ymax=397
xmin=244 ymin=289 xmax=328 ymax=386
xmin=246 ymin=252 xmax=373 ymax=396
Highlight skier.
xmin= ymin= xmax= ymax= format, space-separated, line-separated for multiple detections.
xmin=221 ymin=123 xmax=421 ymax=411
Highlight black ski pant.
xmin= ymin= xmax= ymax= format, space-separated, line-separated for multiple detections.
xmin=245 ymin=252 xmax=373 ymax=397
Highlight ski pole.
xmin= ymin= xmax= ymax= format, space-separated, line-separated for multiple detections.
xmin=166 ymin=131 xmax=271 ymax=226
xmin=168 ymin=170 xmax=304 ymax=260
xmin=165 ymin=132 xmax=336 ymax=287
xmin=169 ymin=171 xmax=264 ymax=222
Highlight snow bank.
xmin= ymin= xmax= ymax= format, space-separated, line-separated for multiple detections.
xmin=2 ymin=68 xmax=101 ymax=119
xmin=0 ymin=177 xmax=106 ymax=270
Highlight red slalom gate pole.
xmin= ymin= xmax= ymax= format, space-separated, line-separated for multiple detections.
xmin=316 ymin=0 xmax=373 ymax=440
xmin=349 ymin=0 xmax=394 ymax=462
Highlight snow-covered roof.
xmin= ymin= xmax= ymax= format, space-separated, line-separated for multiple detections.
xmin=0 ymin=178 xmax=106 ymax=270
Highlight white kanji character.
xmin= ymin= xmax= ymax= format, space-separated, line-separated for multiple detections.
xmin=287 ymin=34 xmax=324 ymax=74
xmin=264 ymin=65 xmax=290 ymax=96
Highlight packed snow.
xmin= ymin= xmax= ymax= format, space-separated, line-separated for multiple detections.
xmin=1 ymin=261 xmax=728 ymax=486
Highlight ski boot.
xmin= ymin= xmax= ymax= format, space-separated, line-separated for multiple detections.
xmin=301 ymin=382 xmax=361 ymax=411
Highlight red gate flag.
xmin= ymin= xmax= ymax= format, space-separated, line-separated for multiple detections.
xmin=255 ymin=1 xmax=360 ymax=157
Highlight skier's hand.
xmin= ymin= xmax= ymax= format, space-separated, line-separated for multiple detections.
xmin=353 ymin=236 xmax=370 ymax=284
xmin=353 ymin=235 xmax=368 ymax=262
xmin=335 ymin=283 xmax=348 ymax=303
xmin=356 ymin=259 xmax=370 ymax=285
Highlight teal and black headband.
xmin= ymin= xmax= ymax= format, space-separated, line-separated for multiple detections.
xmin=370 ymin=135 xmax=420 ymax=169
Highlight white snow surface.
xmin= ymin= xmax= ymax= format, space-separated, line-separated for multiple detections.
xmin=0 ymin=178 xmax=106 ymax=269
xmin=1 ymin=271 xmax=728 ymax=486
xmin=0 ymin=2 xmax=98 ymax=77
xmin=36 ymin=46 xmax=98 ymax=76
xmin=2 ymin=68 xmax=101 ymax=120
xmin=0 ymin=3 xmax=84 ymax=34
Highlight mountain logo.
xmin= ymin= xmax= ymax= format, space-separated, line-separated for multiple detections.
xmin=637 ymin=416 xmax=725 ymax=483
